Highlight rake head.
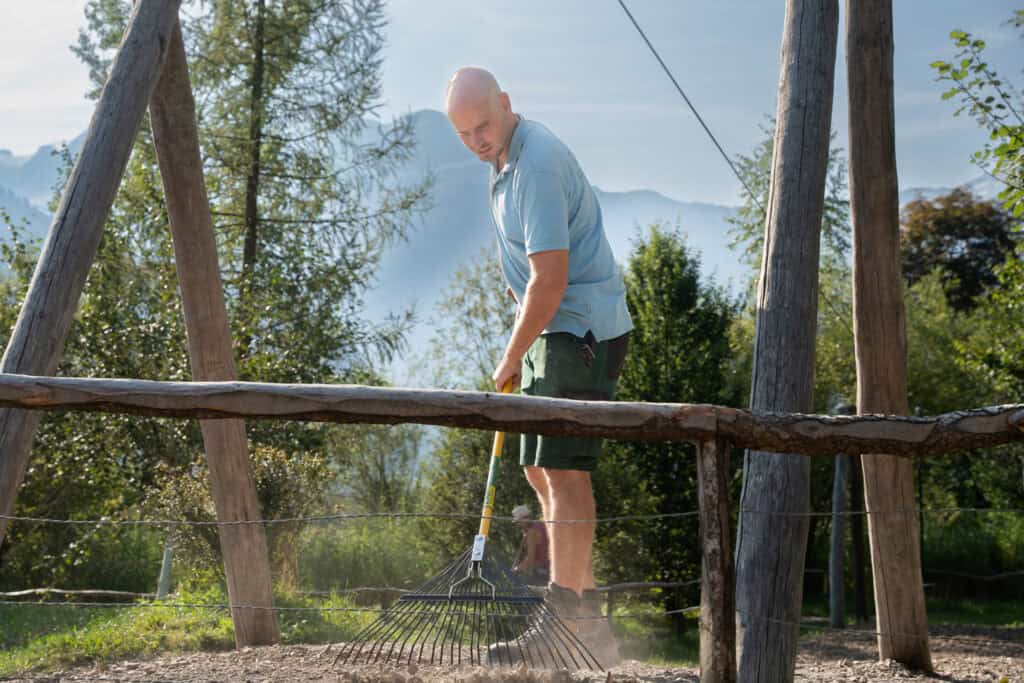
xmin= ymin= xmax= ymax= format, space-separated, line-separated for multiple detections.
xmin=333 ymin=547 xmax=601 ymax=670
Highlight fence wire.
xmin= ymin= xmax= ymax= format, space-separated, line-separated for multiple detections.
xmin=2 ymin=505 xmax=1021 ymax=529
xmin=0 ymin=597 xmax=700 ymax=621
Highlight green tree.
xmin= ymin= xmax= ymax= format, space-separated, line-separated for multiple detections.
xmin=932 ymin=18 xmax=1024 ymax=218
xmin=900 ymin=188 xmax=1019 ymax=311
xmin=727 ymin=119 xmax=851 ymax=269
xmin=957 ymin=250 xmax=1024 ymax=402
xmin=933 ymin=12 xmax=1024 ymax=403
xmin=145 ymin=446 xmax=330 ymax=590
xmin=0 ymin=0 xmax=426 ymax=589
xmin=600 ymin=224 xmax=737 ymax=623
xmin=327 ymin=423 xmax=423 ymax=514
xmin=73 ymin=0 xmax=428 ymax=449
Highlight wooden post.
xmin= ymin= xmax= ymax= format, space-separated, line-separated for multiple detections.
xmin=156 ymin=539 xmax=173 ymax=600
xmin=0 ymin=0 xmax=181 ymax=546
xmin=829 ymin=453 xmax=849 ymax=628
xmin=850 ymin=453 xmax=869 ymax=623
xmin=735 ymin=1 xmax=838 ymax=680
xmin=697 ymin=438 xmax=736 ymax=683
xmin=847 ymin=0 xmax=933 ymax=670
xmin=149 ymin=20 xmax=279 ymax=646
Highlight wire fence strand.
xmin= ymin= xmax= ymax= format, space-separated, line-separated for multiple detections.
xmin=2 ymin=505 xmax=1020 ymax=528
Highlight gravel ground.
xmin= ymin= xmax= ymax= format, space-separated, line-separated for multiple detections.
xmin=3 ymin=625 xmax=1021 ymax=683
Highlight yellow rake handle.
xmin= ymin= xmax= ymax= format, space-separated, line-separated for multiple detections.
xmin=477 ymin=381 xmax=513 ymax=539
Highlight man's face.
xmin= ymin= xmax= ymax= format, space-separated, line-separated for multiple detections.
xmin=448 ymin=93 xmax=510 ymax=165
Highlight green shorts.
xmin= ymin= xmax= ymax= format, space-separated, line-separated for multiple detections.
xmin=520 ymin=331 xmax=629 ymax=472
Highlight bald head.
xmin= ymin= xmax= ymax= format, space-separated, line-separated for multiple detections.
xmin=446 ymin=67 xmax=517 ymax=166
xmin=446 ymin=67 xmax=502 ymax=111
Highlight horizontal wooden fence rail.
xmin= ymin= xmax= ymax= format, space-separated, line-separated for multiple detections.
xmin=0 ymin=373 xmax=1020 ymax=457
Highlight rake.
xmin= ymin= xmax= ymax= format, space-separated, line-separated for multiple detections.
xmin=333 ymin=385 xmax=600 ymax=670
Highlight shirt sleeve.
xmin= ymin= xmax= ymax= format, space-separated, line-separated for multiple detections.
xmin=515 ymin=170 xmax=570 ymax=255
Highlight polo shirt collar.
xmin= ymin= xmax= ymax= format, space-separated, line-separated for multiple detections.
xmin=493 ymin=115 xmax=527 ymax=182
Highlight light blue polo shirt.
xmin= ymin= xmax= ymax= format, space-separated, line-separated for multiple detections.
xmin=489 ymin=117 xmax=633 ymax=342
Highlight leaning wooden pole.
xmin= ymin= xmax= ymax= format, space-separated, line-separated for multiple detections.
xmin=734 ymin=1 xmax=838 ymax=680
xmin=149 ymin=20 xmax=279 ymax=646
xmin=697 ymin=438 xmax=736 ymax=683
xmin=847 ymin=0 xmax=933 ymax=670
xmin=0 ymin=0 xmax=182 ymax=546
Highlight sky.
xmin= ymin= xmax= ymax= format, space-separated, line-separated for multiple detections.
xmin=1 ymin=1 xmax=1021 ymax=206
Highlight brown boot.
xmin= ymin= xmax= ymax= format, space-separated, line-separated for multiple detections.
xmin=544 ymin=581 xmax=582 ymax=624
xmin=577 ymin=589 xmax=621 ymax=668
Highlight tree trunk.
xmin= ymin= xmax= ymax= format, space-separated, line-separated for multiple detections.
xmin=847 ymin=0 xmax=933 ymax=670
xmin=149 ymin=19 xmax=279 ymax=646
xmin=829 ymin=454 xmax=849 ymax=628
xmin=735 ymin=1 xmax=838 ymax=680
xmin=0 ymin=0 xmax=181 ymax=547
xmin=239 ymin=0 xmax=267 ymax=355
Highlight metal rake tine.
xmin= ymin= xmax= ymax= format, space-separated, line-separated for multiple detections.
xmin=428 ymin=593 xmax=465 ymax=666
xmin=403 ymin=599 xmax=445 ymax=665
xmin=334 ymin=606 xmax=392 ymax=665
xmin=386 ymin=599 xmax=439 ymax=665
xmin=525 ymin=602 xmax=552 ymax=669
xmin=381 ymin=600 xmax=441 ymax=664
xmin=497 ymin=597 xmax=531 ymax=667
xmin=366 ymin=601 xmax=432 ymax=664
xmin=445 ymin=598 xmax=466 ymax=666
xmin=468 ymin=589 xmax=482 ymax=666
xmin=542 ymin=602 xmax=602 ymax=670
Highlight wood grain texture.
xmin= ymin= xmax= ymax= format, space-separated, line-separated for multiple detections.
xmin=0 ymin=0 xmax=182 ymax=545
xmin=0 ymin=374 xmax=1018 ymax=457
xmin=735 ymin=1 xmax=839 ymax=680
xmin=697 ymin=439 xmax=736 ymax=683
xmin=847 ymin=0 xmax=933 ymax=670
xmin=150 ymin=20 xmax=279 ymax=647
xmin=829 ymin=454 xmax=850 ymax=629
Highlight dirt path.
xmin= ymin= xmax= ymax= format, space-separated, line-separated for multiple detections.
xmin=4 ymin=625 xmax=1022 ymax=682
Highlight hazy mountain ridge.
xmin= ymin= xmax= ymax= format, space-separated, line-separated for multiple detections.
xmin=0 ymin=134 xmax=85 ymax=213
xmin=0 ymin=184 xmax=50 ymax=237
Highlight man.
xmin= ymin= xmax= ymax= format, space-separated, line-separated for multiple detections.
xmin=446 ymin=67 xmax=632 ymax=666
xmin=511 ymin=504 xmax=550 ymax=584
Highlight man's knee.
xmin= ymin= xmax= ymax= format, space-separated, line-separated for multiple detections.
xmin=524 ymin=465 xmax=549 ymax=494
xmin=544 ymin=468 xmax=591 ymax=494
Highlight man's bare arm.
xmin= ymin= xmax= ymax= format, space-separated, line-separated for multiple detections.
xmin=492 ymin=249 xmax=568 ymax=389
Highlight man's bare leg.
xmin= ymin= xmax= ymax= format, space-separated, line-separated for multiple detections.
xmin=544 ymin=468 xmax=596 ymax=596
xmin=524 ymin=465 xmax=551 ymax=524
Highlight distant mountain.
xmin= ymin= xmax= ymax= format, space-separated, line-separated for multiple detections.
xmin=0 ymin=132 xmax=84 ymax=212
xmin=0 ymin=184 xmax=50 ymax=238
xmin=898 ymin=175 xmax=1002 ymax=206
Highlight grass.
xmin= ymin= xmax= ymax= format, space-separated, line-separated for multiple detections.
xmin=0 ymin=586 xmax=374 ymax=677
xmin=801 ymin=594 xmax=1024 ymax=629
xmin=925 ymin=598 xmax=1024 ymax=628
xmin=610 ymin=599 xmax=700 ymax=666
